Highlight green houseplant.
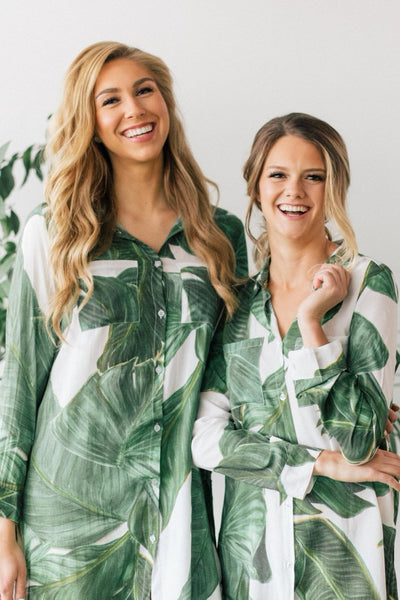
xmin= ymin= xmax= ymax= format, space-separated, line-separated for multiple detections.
xmin=0 ymin=141 xmax=44 ymax=361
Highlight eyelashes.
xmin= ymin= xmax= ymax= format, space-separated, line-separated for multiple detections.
xmin=268 ymin=172 xmax=325 ymax=182
xmin=100 ymin=86 xmax=155 ymax=107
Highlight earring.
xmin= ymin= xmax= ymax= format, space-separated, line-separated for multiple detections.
xmin=93 ymin=135 xmax=102 ymax=144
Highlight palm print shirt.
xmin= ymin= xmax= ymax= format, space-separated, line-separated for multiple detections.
xmin=0 ymin=204 xmax=247 ymax=600
xmin=193 ymin=251 xmax=399 ymax=600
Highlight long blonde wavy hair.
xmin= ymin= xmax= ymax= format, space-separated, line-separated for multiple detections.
xmin=243 ymin=113 xmax=357 ymax=269
xmin=45 ymin=41 xmax=239 ymax=338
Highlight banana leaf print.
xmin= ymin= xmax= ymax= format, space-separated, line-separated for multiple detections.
xmin=224 ymin=288 xmax=253 ymax=344
xmin=283 ymin=320 xmax=302 ymax=355
xmin=178 ymin=469 xmax=220 ymax=600
xmin=78 ymin=269 xmax=140 ymax=330
xmin=51 ymin=360 xmax=159 ymax=478
xmin=359 ymin=261 xmax=398 ymax=302
xmin=260 ymin=366 xmax=296 ymax=439
xmin=224 ymin=339 xmax=264 ymax=407
xmin=321 ymin=301 xmax=343 ymax=324
xmin=160 ymin=362 xmax=203 ymax=524
xmin=383 ymin=523 xmax=398 ymax=599
xmin=347 ymin=312 xmax=389 ymax=373
xmin=26 ymin=526 xmax=137 ymax=600
xmin=294 ymin=517 xmax=380 ymax=599
xmin=219 ymin=478 xmax=270 ymax=598
xmin=305 ymin=478 xmax=374 ymax=518
xmin=182 ymin=266 xmax=219 ymax=324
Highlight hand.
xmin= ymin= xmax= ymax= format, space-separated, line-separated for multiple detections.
xmin=313 ymin=448 xmax=400 ymax=492
xmin=0 ymin=519 xmax=26 ymax=600
xmin=297 ymin=264 xmax=350 ymax=347
xmin=385 ymin=403 xmax=399 ymax=435
xmin=299 ymin=263 xmax=350 ymax=323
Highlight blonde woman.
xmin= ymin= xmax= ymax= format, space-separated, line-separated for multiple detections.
xmin=193 ymin=113 xmax=399 ymax=599
xmin=0 ymin=42 xmax=247 ymax=599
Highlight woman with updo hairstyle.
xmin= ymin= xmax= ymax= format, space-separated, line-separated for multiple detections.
xmin=0 ymin=41 xmax=247 ymax=599
xmin=193 ymin=113 xmax=399 ymax=599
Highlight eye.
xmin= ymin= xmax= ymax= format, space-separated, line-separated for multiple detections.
xmin=136 ymin=86 xmax=154 ymax=96
xmin=268 ymin=171 xmax=285 ymax=179
xmin=102 ymin=96 xmax=119 ymax=107
xmin=306 ymin=173 xmax=325 ymax=182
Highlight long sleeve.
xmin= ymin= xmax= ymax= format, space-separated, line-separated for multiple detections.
xmin=288 ymin=260 xmax=398 ymax=463
xmin=192 ymin=390 xmax=319 ymax=500
xmin=0 ymin=210 xmax=57 ymax=521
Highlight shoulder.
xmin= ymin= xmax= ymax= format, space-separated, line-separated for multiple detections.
xmin=353 ymin=254 xmax=398 ymax=303
xmin=213 ymin=206 xmax=244 ymax=239
xmin=20 ymin=203 xmax=50 ymax=249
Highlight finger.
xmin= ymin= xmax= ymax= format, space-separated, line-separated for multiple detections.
xmin=388 ymin=407 xmax=398 ymax=424
xmin=385 ymin=418 xmax=394 ymax=434
xmin=313 ymin=265 xmax=348 ymax=290
xmin=15 ymin=582 xmax=26 ymax=600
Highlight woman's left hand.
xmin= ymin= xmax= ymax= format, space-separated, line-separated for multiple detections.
xmin=297 ymin=264 xmax=350 ymax=347
xmin=300 ymin=263 xmax=350 ymax=322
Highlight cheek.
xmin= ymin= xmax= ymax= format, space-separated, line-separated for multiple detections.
xmin=95 ymin=112 xmax=114 ymax=136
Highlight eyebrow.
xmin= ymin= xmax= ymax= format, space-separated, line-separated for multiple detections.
xmin=95 ymin=77 xmax=156 ymax=100
xmin=265 ymin=165 xmax=326 ymax=171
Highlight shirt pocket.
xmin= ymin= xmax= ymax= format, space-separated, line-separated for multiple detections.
xmin=224 ymin=337 xmax=265 ymax=416
xmin=78 ymin=260 xmax=140 ymax=330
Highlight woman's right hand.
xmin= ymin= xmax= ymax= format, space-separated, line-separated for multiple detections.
xmin=313 ymin=448 xmax=400 ymax=492
xmin=0 ymin=518 xmax=26 ymax=600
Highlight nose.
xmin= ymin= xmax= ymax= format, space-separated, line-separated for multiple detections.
xmin=124 ymin=96 xmax=145 ymax=119
xmin=285 ymin=176 xmax=305 ymax=199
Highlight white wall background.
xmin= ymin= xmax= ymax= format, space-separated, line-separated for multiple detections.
xmin=2 ymin=0 xmax=400 ymax=584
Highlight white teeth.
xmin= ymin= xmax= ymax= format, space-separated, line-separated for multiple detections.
xmin=279 ymin=204 xmax=308 ymax=213
xmin=124 ymin=125 xmax=153 ymax=138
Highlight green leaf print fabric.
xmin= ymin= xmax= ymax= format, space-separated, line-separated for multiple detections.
xmin=0 ymin=204 xmax=247 ymax=599
xmin=192 ymin=251 xmax=399 ymax=599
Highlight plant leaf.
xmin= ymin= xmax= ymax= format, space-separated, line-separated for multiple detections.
xmin=0 ymin=142 xmax=10 ymax=165
xmin=294 ymin=517 xmax=380 ymax=599
xmin=21 ymin=145 xmax=33 ymax=185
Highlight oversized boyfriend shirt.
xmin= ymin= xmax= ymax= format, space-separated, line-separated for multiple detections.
xmin=193 ymin=251 xmax=399 ymax=600
xmin=0 ymin=204 xmax=247 ymax=600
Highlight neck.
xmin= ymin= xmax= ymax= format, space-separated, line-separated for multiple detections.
xmin=112 ymin=156 xmax=167 ymax=217
xmin=268 ymin=236 xmax=337 ymax=289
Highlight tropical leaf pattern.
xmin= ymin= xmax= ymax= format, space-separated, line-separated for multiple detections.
xmin=193 ymin=251 xmax=399 ymax=599
xmin=0 ymin=205 xmax=247 ymax=599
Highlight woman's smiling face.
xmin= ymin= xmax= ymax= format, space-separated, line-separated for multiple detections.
xmin=258 ymin=134 xmax=327 ymax=245
xmin=94 ymin=57 xmax=170 ymax=170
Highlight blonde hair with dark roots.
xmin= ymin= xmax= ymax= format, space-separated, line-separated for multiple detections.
xmin=243 ymin=112 xmax=357 ymax=268
xmin=45 ymin=41 xmax=238 ymax=338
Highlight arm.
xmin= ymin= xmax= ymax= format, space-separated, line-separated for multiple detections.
xmin=0 ymin=211 xmax=58 ymax=594
xmin=192 ymin=389 xmax=400 ymax=499
xmin=291 ymin=260 xmax=398 ymax=464
xmin=0 ymin=211 xmax=57 ymax=521
xmin=193 ymin=390 xmax=320 ymax=500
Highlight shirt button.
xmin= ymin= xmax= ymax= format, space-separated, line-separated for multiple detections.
xmin=154 ymin=423 xmax=161 ymax=432
xmin=155 ymin=365 xmax=162 ymax=375
xmin=157 ymin=309 xmax=165 ymax=318
xmin=280 ymin=391 xmax=286 ymax=401
xmin=150 ymin=534 xmax=156 ymax=543
xmin=154 ymin=260 xmax=162 ymax=267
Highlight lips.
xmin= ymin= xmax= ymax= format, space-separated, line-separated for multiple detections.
xmin=122 ymin=124 xmax=154 ymax=138
xmin=278 ymin=204 xmax=309 ymax=215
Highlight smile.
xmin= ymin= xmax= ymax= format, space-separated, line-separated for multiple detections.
xmin=122 ymin=124 xmax=154 ymax=138
xmin=278 ymin=204 xmax=309 ymax=215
